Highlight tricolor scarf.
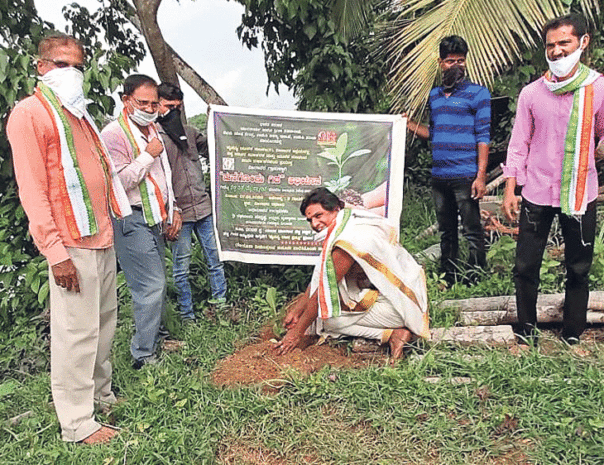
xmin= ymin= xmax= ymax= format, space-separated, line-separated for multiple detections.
xmin=35 ymin=83 xmax=131 ymax=240
xmin=310 ymin=209 xmax=428 ymax=333
xmin=544 ymin=64 xmax=601 ymax=215
xmin=117 ymin=109 xmax=172 ymax=227
xmin=315 ymin=208 xmax=353 ymax=319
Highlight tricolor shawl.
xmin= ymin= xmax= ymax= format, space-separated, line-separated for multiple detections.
xmin=117 ymin=109 xmax=174 ymax=226
xmin=309 ymin=208 xmax=430 ymax=340
xmin=35 ymin=83 xmax=131 ymax=240
xmin=544 ymin=64 xmax=601 ymax=216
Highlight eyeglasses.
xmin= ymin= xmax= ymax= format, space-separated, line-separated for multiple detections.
xmin=131 ymin=96 xmax=160 ymax=110
xmin=40 ymin=58 xmax=86 ymax=73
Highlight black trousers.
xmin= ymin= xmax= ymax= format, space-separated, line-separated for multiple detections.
xmin=432 ymin=177 xmax=486 ymax=280
xmin=514 ymin=198 xmax=597 ymax=339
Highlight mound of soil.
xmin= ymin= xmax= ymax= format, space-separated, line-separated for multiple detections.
xmin=211 ymin=330 xmax=382 ymax=390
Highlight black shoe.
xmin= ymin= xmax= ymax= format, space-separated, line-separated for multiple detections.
xmin=132 ymin=354 xmax=159 ymax=370
xmin=515 ymin=325 xmax=539 ymax=347
xmin=561 ymin=335 xmax=580 ymax=345
xmin=132 ymin=359 xmax=145 ymax=370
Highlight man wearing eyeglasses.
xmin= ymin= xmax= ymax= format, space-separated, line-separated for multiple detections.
xmin=6 ymin=33 xmax=131 ymax=444
xmin=155 ymin=83 xmax=227 ymax=323
xmin=102 ymin=75 xmax=182 ymax=369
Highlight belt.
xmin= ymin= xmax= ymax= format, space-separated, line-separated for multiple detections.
xmin=131 ymin=205 xmax=142 ymax=211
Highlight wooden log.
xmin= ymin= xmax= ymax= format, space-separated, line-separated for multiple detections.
xmin=430 ymin=325 xmax=515 ymax=347
xmin=460 ymin=310 xmax=604 ymax=326
xmin=485 ymin=174 xmax=506 ymax=194
xmin=415 ymin=222 xmax=439 ymax=241
xmin=413 ymin=243 xmax=440 ymax=264
xmin=438 ymin=292 xmax=604 ymax=313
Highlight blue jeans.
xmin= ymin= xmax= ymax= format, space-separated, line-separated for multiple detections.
xmin=432 ymin=177 xmax=486 ymax=281
xmin=172 ymin=215 xmax=227 ymax=320
xmin=112 ymin=211 xmax=167 ymax=362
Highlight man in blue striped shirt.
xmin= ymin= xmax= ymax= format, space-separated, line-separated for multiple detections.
xmin=407 ymin=36 xmax=490 ymax=285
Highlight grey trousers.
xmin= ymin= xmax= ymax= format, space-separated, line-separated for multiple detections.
xmin=112 ymin=210 xmax=167 ymax=361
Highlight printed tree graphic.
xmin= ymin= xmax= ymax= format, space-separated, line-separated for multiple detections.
xmin=318 ymin=133 xmax=371 ymax=192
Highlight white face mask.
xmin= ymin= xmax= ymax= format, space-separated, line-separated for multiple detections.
xmin=40 ymin=67 xmax=86 ymax=118
xmin=546 ymin=35 xmax=587 ymax=78
xmin=128 ymin=104 xmax=158 ymax=126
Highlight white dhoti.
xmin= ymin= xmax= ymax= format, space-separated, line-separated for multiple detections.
xmin=310 ymin=208 xmax=430 ymax=343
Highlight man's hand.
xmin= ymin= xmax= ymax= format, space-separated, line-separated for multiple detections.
xmin=283 ymin=308 xmax=301 ymax=330
xmin=165 ymin=210 xmax=182 ymax=241
xmin=502 ymin=189 xmax=520 ymax=222
xmin=51 ymin=258 xmax=80 ymax=293
xmin=273 ymin=328 xmax=304 ymax=355
xmin=402 ymin=112 xmax=429 ymax=140
xmin=471 ymin=176 xmax=486 ymax=200
xmin=146 ymin=137 xmax=164 ymax=158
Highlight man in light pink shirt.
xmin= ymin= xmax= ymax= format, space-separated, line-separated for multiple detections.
xmin=503 ymin=13 xmax=604 ymax=345
xmin=7 ymin=34 xmax=126 ymax=444
xmin=102 ymin=74 xmax=182 ymax=369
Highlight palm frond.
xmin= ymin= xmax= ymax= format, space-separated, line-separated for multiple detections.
xmin=383 ymin=0 xmax=600 ymax=118
xmin=331 ymin=0 xmax=374 ymax=41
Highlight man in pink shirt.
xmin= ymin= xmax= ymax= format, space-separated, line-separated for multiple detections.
xmin=102 ymin=75 xmax=182 ymax=369
xmin=503 ymin=14 xmax=604 ymax=345
xmin=6 ymin=34 xmax=130 ymax=444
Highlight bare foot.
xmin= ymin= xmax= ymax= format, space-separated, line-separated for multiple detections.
xmin=389 ymin=328 xmax=413 ymax=360
xmin=81 ymin=425 xmax=118 ymax=445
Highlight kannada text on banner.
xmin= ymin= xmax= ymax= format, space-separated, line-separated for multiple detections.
xmin=208 ymin=107 xmax=406 ymax=265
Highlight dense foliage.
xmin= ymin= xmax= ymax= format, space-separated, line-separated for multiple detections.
xmin=235 ymin=0 xmax=391 ymax=113
xmin=0 ymin=0 xmax=144 ymax=328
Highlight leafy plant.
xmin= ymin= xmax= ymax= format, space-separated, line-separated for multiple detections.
xmin=318 ymin=133 xmax=371 ymax=192
xmin=486 ymin=235 xmax=517 ymax=275
xmin=539 ymin=252 xmax=564 ymax=293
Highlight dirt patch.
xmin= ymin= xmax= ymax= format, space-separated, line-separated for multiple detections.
xmin=211 ymin=325 xmax=386 ymax=390
xmin=211 ymin=338 xmax=380 ymax=391
xmin=216 ymin=440 xmax=289 ymax=465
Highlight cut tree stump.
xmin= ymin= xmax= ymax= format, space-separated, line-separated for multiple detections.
xmin=430 ymin=325 xmax=515 ymax=346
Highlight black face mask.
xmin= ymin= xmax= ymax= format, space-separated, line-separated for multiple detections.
xmin=442 ymin=65 xmax=466 ymax=92
xmin=158 ymin=108 xmax=188 ymax=150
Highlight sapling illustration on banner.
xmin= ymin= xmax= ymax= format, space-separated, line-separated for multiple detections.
xmin=317 ymin=132 xmax=371 ymax=193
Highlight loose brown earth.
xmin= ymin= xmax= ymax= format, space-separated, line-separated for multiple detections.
xmin=210 ymin=327 xmax=384 ymax=391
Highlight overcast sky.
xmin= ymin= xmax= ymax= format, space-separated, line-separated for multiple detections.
xmin=35 ymin=0 xmax=297 ymax=116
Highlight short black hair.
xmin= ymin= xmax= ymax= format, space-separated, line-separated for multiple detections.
xmin=122 ymin=74 xmax=157 ymax=97
xmin=158 ymin=82 xmax=184 ymax=101
xmin=439 ymin=35 xmax=468 ymax=59
xmin=542 ymin=13 xmax=588 ymax=43
xmin=300 ymin=187 xmax=344 ymax=216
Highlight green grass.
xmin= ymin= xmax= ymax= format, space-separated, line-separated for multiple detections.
xmin=2 ymin=323 xmax=604 ymax=464
xmin=1 ymin=189 xmax=604 ymax=464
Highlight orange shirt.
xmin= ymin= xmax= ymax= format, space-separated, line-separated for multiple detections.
xmin=7 ymin=95 xmax=113 ymax=265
